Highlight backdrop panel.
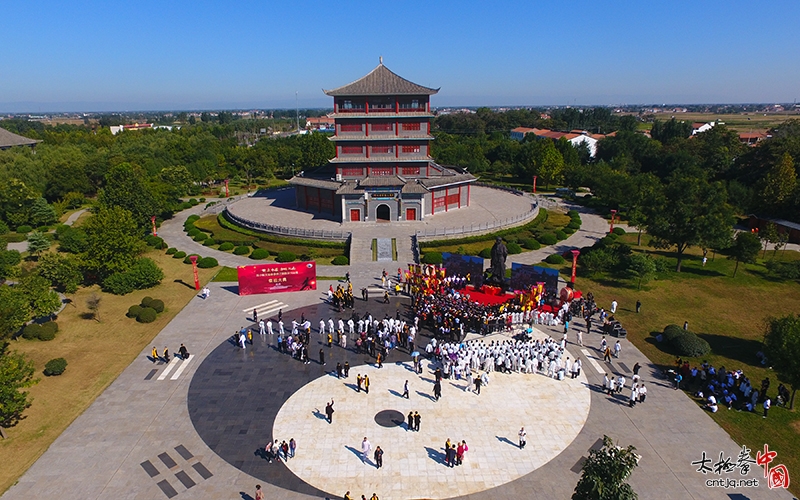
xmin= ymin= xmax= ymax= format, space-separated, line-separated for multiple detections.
xmin=237 ymin=262 xmax=317 ymax=296
xmin=510 ymin=263 xmax=559 ymax=295
xmin=441 ymin=252 xmax=484 ymax=288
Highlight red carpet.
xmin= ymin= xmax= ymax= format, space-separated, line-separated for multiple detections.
xmin=461 ymin=287 xmax=515 ymax=306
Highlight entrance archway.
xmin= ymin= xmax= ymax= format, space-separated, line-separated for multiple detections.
xmin=376 ymin=204 xmax=390 ymax=222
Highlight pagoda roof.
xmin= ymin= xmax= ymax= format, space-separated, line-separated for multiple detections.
xmin=324 ymin=63 xmax=439 ymax=97
xmin=0 ymin=127 xmax=41 ymax=148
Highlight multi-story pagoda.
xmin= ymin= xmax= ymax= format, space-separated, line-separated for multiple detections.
xmin=290 ymin=60 xmax=475 ymax=222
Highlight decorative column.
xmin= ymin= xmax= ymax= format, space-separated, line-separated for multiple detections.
xmin=224 ymin=179 xmax=229 ymax=198
xmin=609 ymin=209 xmax=617 ymax=233
xmin=532 ymin=175 xmax=537 ymax=194
xmin=189 ymin=255 xmax=200 ymax=290
xmin=151 ymin=216 xmax=157 ymax=237
xmin=570 ymin=249 xmax=580 ymax=284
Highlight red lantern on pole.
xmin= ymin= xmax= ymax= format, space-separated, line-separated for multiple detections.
xmin=570 ymin=249 xmax=580 ymax=284
xmin=151 ymin=216 xmax=157 ymax=237
xmin=609 ymin=209 xmax=617 ymax=233
xmin=189 ymin=255 xmax=200 ymax=290
xmin=224 ymin=179 xmax=229 ymax=198
xmin=532 ymin=175 xmax=537 ymax=194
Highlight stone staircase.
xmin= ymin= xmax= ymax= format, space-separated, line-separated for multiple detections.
xmin=348 ymin=235 xmax=417 ymax=265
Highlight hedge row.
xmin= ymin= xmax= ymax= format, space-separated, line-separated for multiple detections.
xmin=219 ymin=212 xmax=346 ymax=249
xmin=21 ymin=321 xmax=59 ymax=341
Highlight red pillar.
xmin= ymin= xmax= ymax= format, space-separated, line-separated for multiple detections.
xmin=570 ymin=250 xmax=580 ymax=284
xmin=189 ymin=255 xmax=200 ymax=290
xmin=532 ymin=175 xmax=537 ymax=194
xmin=151 ymin=216 xmax=157 ymax=237
xmin=609 ymin=209 xmax=617 ymax=233
xmin=458 ymin=185 xmax=461 ymax=208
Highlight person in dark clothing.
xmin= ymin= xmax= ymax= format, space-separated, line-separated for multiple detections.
xmin=407 ymin=411 xmax=413 ymax=431
xmin=635 ymin=300 xmax=641 ymax=313
xmin=344 ymin=361 xmax=350 ymax=377
xmin=319 ymin=348 xmax=325 ymax=365
xmin=374 ymin=446 xmax=383 ymax=468
xmin=433 ymin=380 xmax=442 ymax=401
xmin=474 ymin=377 xmax=482 ymax=395
xmin=336 ymin=362 xmax=343 ymax=378
xmin=413 ymin=411 xmax=420 ymax=431
xmin=325 ymin=400 xmax=334 ymax=423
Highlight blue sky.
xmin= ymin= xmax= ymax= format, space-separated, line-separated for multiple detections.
xmin=1 ymin=1 xmax=798 ymax=112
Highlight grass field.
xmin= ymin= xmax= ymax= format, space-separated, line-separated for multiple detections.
xmin=646 ymin=112 xmax=799 ymax=133
xmin=0 ymin=249 xmax=217 ymax=495
xmin=567 ymin=234 xmax=800 ymax=494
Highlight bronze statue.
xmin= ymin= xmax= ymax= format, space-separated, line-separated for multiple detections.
xmin=490 ymin=237 xmax=508 ymax=282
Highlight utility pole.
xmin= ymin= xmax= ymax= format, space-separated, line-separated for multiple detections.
xmin=296 ymin=91 xmax=299 ymax=132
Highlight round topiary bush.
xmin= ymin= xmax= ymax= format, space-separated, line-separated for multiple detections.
xmin=507 ymin=242 xmax=522 ymax=254
xmin=136 ymin=307 xmax=158 ymax=323
xmin=539 ymin=233 xmax=557 ymax=245
xmin=21 ymin=324 xmax=42 ymax=340
xmin=422 ymin=252 xmax=443 ymax=265
xmin=545 ymin=253 xmax=566 ymax=265
xmin=189 ymin=198 xmax=198 ymax=205
xmin=670 ymin=331 xmax=711 ymax=357
xmin=186 ymin=214 xmax=200 ymax=224
xmin=605 ymin=231 xmax=619 ymax=240
xmin=662 ymin=324 xmax=685 ymax=343
xmin=166 ymin=247 xmax=178 ymax=255
xmin=44 ymin=358 xmax=68 ymax=376
xmin=555 ymin=230 xmax=568 ymax=241
xmin=233 ymin=245 xmax=251 ymax=256
xmin=275 ymin=251 xmax=296 ymax=263
xmin=173 ymin=251 xmax=187 ymax=259
xmin=567 ymin=210 xmax=579 ymax=218
xmin=522 ymin=238 xmax=541 ymax=250
xmin=179 ymin=202 xmax=192 ymax=210
xmin=184 ymin=254 xmax=200 ymax=264
xmin=202 ymin=238 xmax=216 ymax=246
xmin=127 ymin=304 xmax=143 ymax=318
xmin=140 ymin=296 xmax=154 ymax=308
xmin=218 ymin=242 xmax=235 ymax=251
xmin=250 ymin=248 xmax=270 ymax=260
xmin=193 ymin=233 xmax=208 ymax=242
xmin=564 ymin=227 xmax=576 ymax=235
xmin=478 ymin=248 xmax=492 ymax=259
xmin=567 ymin=221 xmax=581 ymax=230
xmin=16 ymin=225 xmax=33 ymax=234
xmin=149 ymin=299 xmax=165 ymax=313
xmin=199 ymin=197 xmax=206 ymax=202
xmin=38 ymin=321 xmax=58 ymax=340
xmin=197 ymin=257 xmax=218 ymax=268
xmin=331 ymin=255 xmax=349 ymax=265
xmin=612 ymin=227 xmax=626 ymax=236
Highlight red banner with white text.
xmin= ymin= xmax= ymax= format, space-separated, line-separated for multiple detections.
xmin=237 ymin=262 xmax=317 ymax=296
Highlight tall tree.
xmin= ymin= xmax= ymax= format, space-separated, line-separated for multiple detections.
xmin=26 ymin=231 xmax=50 ymax=257
xmin=728 ymin=231 xmax=761 ymax=277
xmin=763 ymin=314 xmax=800 ymax=409
xmin=628 ymin=253 xmax=656 ymax=289
xmin=81 ymin=206 xmax=145 ymax=280
xmin=17 ymin=274 xmax=61 ymax=319
xmin=573 ymin=435 xmax=639 ymax=500
xmin=0 ymin=286 xmax=31 ymax=340
xmin=97 ymin=163 xmax=161 ymax=229
xmin=758 ymin=152 xmax=797 ymax=214
xmin=646 ymin=172 xmax=734 ymax=272
xmin=37 ymin=253 xmax=82 ymax=293
xmin=0 ymin=346 xmax=38 ymax=436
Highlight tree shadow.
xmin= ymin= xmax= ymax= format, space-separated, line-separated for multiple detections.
xmin=696 ymin=333 xmax=763 ymax=367
xmin=425 ymin=446 xmax=447 ymax=465
xmin=495 ymin=436 xmax=517 ymax=448
xmin=79 ymin=312 xmax=95 ymax=320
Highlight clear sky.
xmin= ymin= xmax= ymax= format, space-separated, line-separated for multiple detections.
xmin=2 ymin=1 xmax=798 ymax=112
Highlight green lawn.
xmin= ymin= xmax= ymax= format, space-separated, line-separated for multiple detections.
xmin=569 ymin=236 xmax=800 ymax=495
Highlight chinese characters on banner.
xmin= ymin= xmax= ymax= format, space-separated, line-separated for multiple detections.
xmin=691 ymin=444 xmax=789 ymax=490
xmin=237 ymin=262 xmax=316 ymax=296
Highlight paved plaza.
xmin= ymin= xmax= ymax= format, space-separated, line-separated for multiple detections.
xmin=2 ymin=192 xmax=795 ymax=500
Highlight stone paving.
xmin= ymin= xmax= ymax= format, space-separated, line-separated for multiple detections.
xmin=3 ymin=274 xmax=793 ymax=499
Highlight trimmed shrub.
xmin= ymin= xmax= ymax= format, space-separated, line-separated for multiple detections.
xmin=38 ymin=327 xmax=56 ymax=341
xmin=422 ymin=252 xmax=443 ymax=265
xmin=0 ymin=220 xmax=9 ymax=235
xmin=507 ymin=242 xmax=522 ymax=254
xmin=21 ymin=324 xmax=42 ymax=340
xmin=202 ymin=238 xmax=216 ymax=246
xmin=44 ymin=358 xmax=68 ymax=376
xmin=567 ymin=210 xmax=579 ymax=218
xmin=179 ymin=202 xmax=192 ymax=210
xmin=250 ymin=248 xmax=270 ymax=260
xmin=563 ymin=227 xmax=576 ymax=235
xmin=670 ymin=331 xmax=711 ymax=357
xmin=605 ymin=231 xmax=619 ymax=241
xmin=233 ymin=245 xmax=251 ymax=256
xmin=166 ymin=247 xmax=178 ymax=255
xmin=662 ymin=324 xmax=685 ymax=343
xmin=555 ymin=230 xmax=568 ymax=241
xmin=218 ymin=242 xmax=235 ymax=251
xmin=189 ymin=198 xmax=198 ymax=205
xmin=140 ymin=296 xmax=154 ymax=308
xmin=193 ymin=233 xmax=208 ymax=242
xmin=612 ymin=227 xmax=626 ymax=236
xmin=539 ymin=233 xmax=557 ymax=245
xmin=545 ymin=253 xmax=566 ymax=265
xmin=197 ymin=257 xmax=218 ymax=268
xmin=331 ymin=255 xmax=349 ymax=265
xmin=199 ymin=198 xmax=206 ymax=202
xmin=478 ymin=248 xmax=492 ymax=259
xmin=104 ymin=259 xmax=165 ymax=295
xmin=136 ymin=307 xmax=158 ymax=323
xmin=183 ymin=254 xmax=200 ymax=264
xmin=16 ymin=225 xmax=32 ymax=234
xmin=275 ymin=251 xmax=296 ymax=263
xmin=522 ymin=238 xmax=541 ymax=250
xmin=150 ymin=299 xmax=165 ymax=313
xmin=128 ymin=304 xmax=143 ymax=318
xmin=173 ymin=251 xmax=187 ymax=259
xmin=567 ymin=221 xmax=581 ymax=230
xmin=186 ymin=214 xmax=200 ymax=224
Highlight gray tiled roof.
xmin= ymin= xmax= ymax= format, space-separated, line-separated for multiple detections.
xmin=402 ymin=182 xmax=429 ymax=194
xmin=288 ymin=176 xmax=342 ymax=190
xmin=359 ymin=175 xmax=406 ymax=187
xmin=0 ymin=127 xmax=40 ymax=148
xmin=324 ymin=64 xmax=439 ymax=97
xmin=420 ymin=172 xmax=476 ymax=188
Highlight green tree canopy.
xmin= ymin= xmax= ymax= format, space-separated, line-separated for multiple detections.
xmin=628 ymin=253 xmax=656 ymax=289
xmin=97 ymin=163 xmax=162 ymax=229
xmin=17 ymin=274 xmax=61 ymax=319
xmin=81 ymin=206 xmax=145 ymax=280
xmin=728 ymin=231 xmax=761 ymax=277
xmin=763 ymin=314 xmax=800 ymax=409
xmin=0 ymin=286 xmax=31 ymax=340
xmin=0 ymin=346 xmax=38 ymax=430
xmin=26 ymin=231 xmax=51 ymax=257
xmin=573 ymin=435 xmax=639 ymax=500
xmin=37 ymin=253 xmax=82 ymax=293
